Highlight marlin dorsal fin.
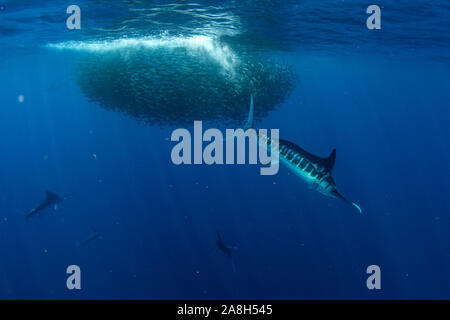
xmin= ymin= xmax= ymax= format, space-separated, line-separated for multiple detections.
xmin=325 ymin=149 xmax=336 ymax=173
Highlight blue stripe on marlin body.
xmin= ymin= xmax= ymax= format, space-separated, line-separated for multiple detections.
xmin=248 ymin=95 xmax=362 ymax=214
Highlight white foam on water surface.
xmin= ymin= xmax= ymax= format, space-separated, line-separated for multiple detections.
xmin=47 ymin=35 xmax=239 ymax=74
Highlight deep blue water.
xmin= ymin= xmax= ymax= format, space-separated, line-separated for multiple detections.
xmin=1 ymin=0 xmax=450 ymax=299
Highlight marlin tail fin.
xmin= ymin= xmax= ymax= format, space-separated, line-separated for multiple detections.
xmin=244 ymin=95 xmax=254 ymax=130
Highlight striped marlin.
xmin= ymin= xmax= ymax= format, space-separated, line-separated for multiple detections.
xmin=247 ymin=95 xmax=362 ymax=214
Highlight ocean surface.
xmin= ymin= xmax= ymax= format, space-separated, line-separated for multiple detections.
xmin=0 ymin=0 xmax=449 ymax=299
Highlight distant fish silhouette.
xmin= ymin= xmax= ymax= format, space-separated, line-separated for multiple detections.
xmin=79 ymin=228 xmax=103 ymax=246
xmin=26 ymin=190 xmax=67 ymax=220
xmin=216 ymin=232 xmax=237 ymax=274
